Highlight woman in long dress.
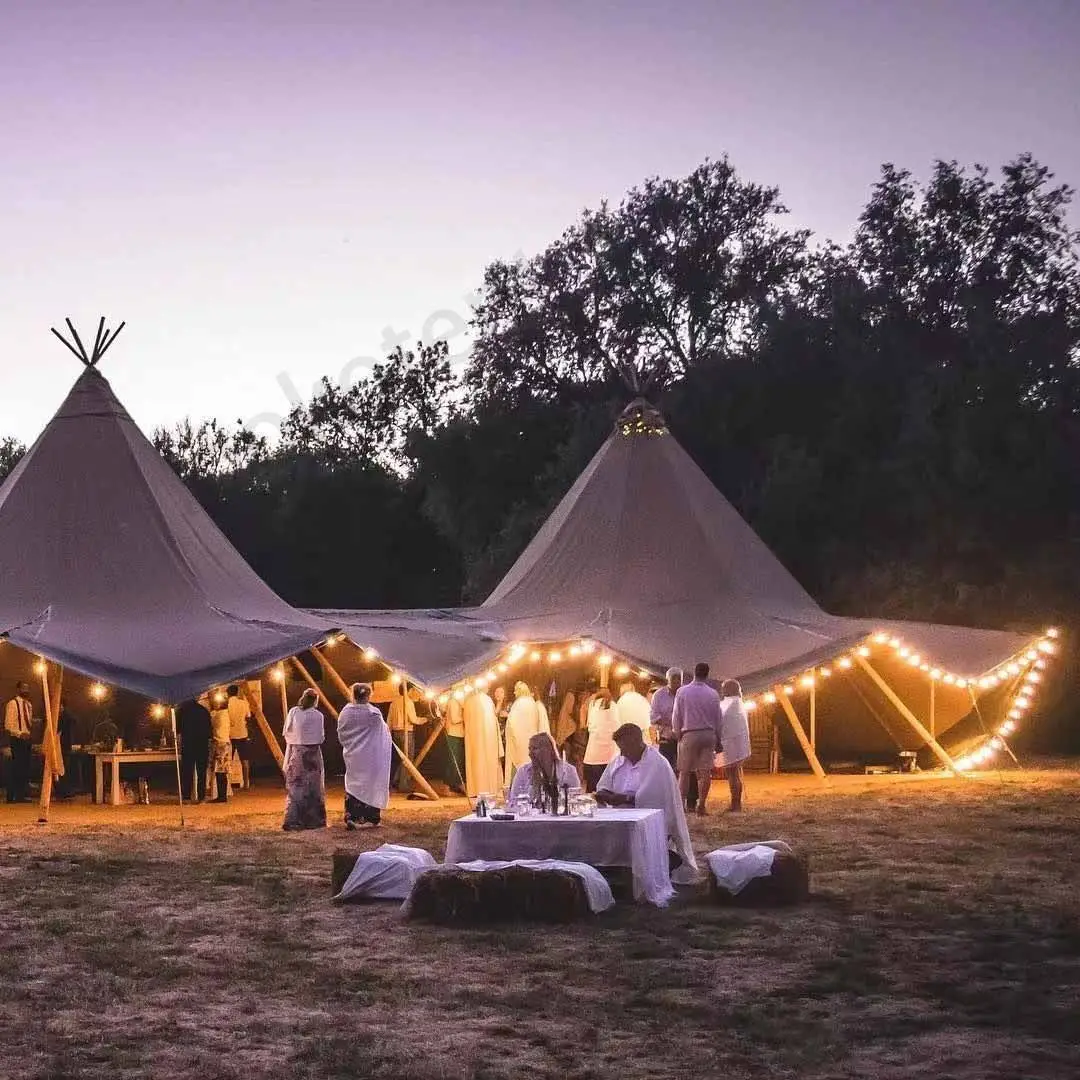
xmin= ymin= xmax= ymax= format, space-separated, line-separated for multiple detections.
xmin=282 ymin=688 xmax=327 ymax=830
xmin=209 ymin=695 xmax=232 ymax=804
xmin=503 ymin=682 xmax=546 ymax=788
xmin=463 ymin=689 xmax=502 ymax=797
xmin=583 ymin=689 xmax=620 ymax=792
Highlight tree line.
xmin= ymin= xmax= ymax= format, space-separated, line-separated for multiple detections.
xmin=5 ymin=152 xmax=1078 ymax=747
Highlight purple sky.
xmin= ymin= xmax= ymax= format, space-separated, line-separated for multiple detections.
xmin=2 ymin=0 xmax=1077 ymax=443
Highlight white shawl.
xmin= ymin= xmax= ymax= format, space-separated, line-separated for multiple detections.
xmin=337 ymin=702 xmax=392 ymax=809
xmin=598 ymin=746 xmax=699 ymax=884
xmin=504 ymin=696 xmax=544 ymax=785
xmin=463 ymin=691 xmax=503 ymax=797
xmin=718 ymin=696 xmax=751 ymax=766
xmin=617 ymin=690 xmax=653 ymax=743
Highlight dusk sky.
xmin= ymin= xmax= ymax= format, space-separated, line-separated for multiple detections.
xmin=2 ymin=0 xmax=1077 ymax=443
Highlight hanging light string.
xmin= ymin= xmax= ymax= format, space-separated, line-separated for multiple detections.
xmin=386 ymin=626 xmax=1060 ymax=769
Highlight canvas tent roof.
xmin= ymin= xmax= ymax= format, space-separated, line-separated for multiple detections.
xmin=322 ymin=401 xmax=1033 ymax=691
xmin=0 ymin=365 xmax=329 ymax=702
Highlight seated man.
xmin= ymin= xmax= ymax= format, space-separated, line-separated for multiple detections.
xmin=595 ymin=724 xmax=699 ymax=884
xmin=508 ymin=733 xmax=579 ymax=806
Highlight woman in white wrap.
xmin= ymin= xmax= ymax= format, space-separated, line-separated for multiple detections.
xmin=718 ymin=679 xmax=751 ymax=812
xmin=503 ymin=682 xmax=548 ymax=787
xmin=583 ymin=689 xmax=620 ymax=792
xmin=337 ymin=682 xmax=392 ymax=828
xmin=616 ymin=682 xmax=652 ymax=742
xmin=595 ymin=723 xmax=699 ymax=885
xmin=463 ymin=689 xmax=503 ymax=798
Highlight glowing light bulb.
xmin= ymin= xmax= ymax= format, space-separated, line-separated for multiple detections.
xmin=783 ymin=685 xmax=794 ymax=696
xmin=33 ymin=659 xmax=46 ymax=675
xmin=598 ymin=653 xmax=612 ymax=666
xmin=889 ymin=637 xmax=901 ymax=649
xmin=930 ymin=668 xmax=942 ymax=680
xmin=363 ymin=648 xmax=378 ymax=662
xmin=745 ymin=699 xmax=758 ymax=711
xmin=899 ymin=647 xmax=911 ymax=659
xmin=799 ymin=675 xmax=815 ymax=689
xmin=530 ymin=651 xmax=542 ymax=663
xmin=568 ymin=645 xmax=581 ymax=657
xmin=390 ymin=672 xmax=402 ymax=686
xmin=857 ymin=646 xmax=871 ymax=657
xmin=1025 ymin=671 xmax=1041 ymax=684
xmin=580 ymin=640 xmax=596 ymax=655
xmin=763 ymin=692 xmax=777 ymax=704
xmin=874 ymin=632 xmax=889 ymax=644
xmin=1046 ymin=627 xmax=1059 ymax=638
xmin=1038 ymin=641 xmax=1056 ymax=654
xmin=508 ymin=644 xmax=526 ymax=663
xmin=150 ymin=704 xmax=166 ymax=720
xmin=819 ymin=667 xmax=832 ymax=678
xmin=978 ymin=677 xmax=994 ymax=690
xmin=637 ymin=669 xmax=650 ymax=679
xmin=270 ymin=666 xmax=285 ymax=683
xmin=1007 ymin=662 xmax=1021 ymax=676
xmin=615 ymin=663 xmax=630 ymax=677
xmin=453 ymin=690 xmax=464 ymax=702
xmin=955 ymin=678 xmax=968 ymax=688
xmin=943 ymin=674 xmax=956 ymax=685
xmin=91 ymin=683 xmax=109 ymax=702
xmin=1025 ymin=649 xmax=1039 ymax=661
xmin=438 ymin=694 xmax=449 ymax=706
xmin=838 ymin=657 xmax=852 ymax=670
xmin=549 ymin=651 xmax=562 ymax=664
xmin=498 ymin=663 xmax=509 ymax=674
xmin=906 ymin=654 xmax=921 ymax=666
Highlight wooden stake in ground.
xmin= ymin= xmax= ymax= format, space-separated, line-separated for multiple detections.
xmin=854 ymin=655 xmax=958 ymax=774
xmin=304 ymin=649 xmax=440 ymax=801
xmin=37 ymin=661 xmax=65 ymax=822
xmin=774 ymin=688 xmax=829 ymax=782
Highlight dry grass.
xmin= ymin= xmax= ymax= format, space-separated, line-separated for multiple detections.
xmin=1 ymin=764 xmax=1079 ymax=1079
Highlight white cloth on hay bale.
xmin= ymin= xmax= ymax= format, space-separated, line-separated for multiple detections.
xmin=334 ymin=844 xmax=437 ymax=901
xmin=422 ymin=859 xmax=615 ymax=914
xmin=705 ymin=840 xmax=793 ymax=895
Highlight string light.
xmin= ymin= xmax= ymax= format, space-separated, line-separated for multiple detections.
xmin=150 ymin=704 xmax=166 ymax=720
xmin=819 ymin=667 xmax=832 ymax=678
xmin=799 ymin=675 xmax=815 ymax=689
xmin=637 ymin=669 xmax=651 ymax=679
xmin=763 ymin=691 xmax=777 ymax=704
xmin=598 ymin=653 xmax=613 ymax=666
xmin=33 ymin=659 xmax=46 ymax=675
xmin=615 ymin=663 xmax=631 ymax=677
xmin=568 ymin=644 xmax=582 ymax=658
xmin=507 ymin=644 xmax=526 ymax=663
xmin=530 ymin=651 xmax=542 ymax=663
xmin=782 ymin=685 xmax=794 ymax=696
xmin=389 ymin=672 xmax=402 ymax=686
xmin=549 ymin=651 xmax=562 ymax=663
xmin=580 ymin=640 xmax=596 ymax=654
xmin=212 ymin=690 xmax=226 ymax=706
xmin=857 ymin=645 xmax=871 ymax=657
xmin=91 ymin=682 xmax=109 ymax=702
xmin=438 ymin=693 xmax=450 ymax=706
xmin=838 ymin=657 xmax=853 ymax=670
xmin=270 ymin=666 xmax=285 ymax=683
xmin=363 ymin=648 xmax=378 ymax=662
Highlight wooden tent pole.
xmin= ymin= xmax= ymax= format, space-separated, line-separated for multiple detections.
xmin=37 ymin=662 xmax=65 ymax=822
xmin=413 ymin=713 xmax=447 ymax=767
xmin=305 ymin=649 xmax=440 ymax=801
xmin=854 ymin=655 xmax=958 ymax=774
xmin=170 ymin=708 xmax=186 ymax=827
xmin=809 ymin=683 xmax=817 ymax=749
xmin=774 ymin=688 xmax=828 ymax=782
xmin=241 ymin=682 xmax=284 ymax=773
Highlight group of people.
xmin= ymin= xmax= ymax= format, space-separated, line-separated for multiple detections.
xmin=175 ymin=685 xmax=253 ymax=804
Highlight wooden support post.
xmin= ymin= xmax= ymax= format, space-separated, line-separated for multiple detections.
xmin=809 ymin=683 xmax=816 ymax=749
xmin=37 ymin=662 xmax=65 ymax=822
xmin=311 ymin=646 xmax=352 ymax=700
xmin=170 ymin=707 xmax=186 ymax=827
xmin=242 ymin=682 xmax=284 ymax=773
xmin=929 ymin=679 xmax=936 ymax=739
xmin=854 ymin=655 xmax=958 ymax=774
xmin=294 ymin=654 xmax=440 ymax=801
xmin=775 ymin=688 xmax=828 ymax=782
xmin=413 ymin=713 xmax=447 ymax=767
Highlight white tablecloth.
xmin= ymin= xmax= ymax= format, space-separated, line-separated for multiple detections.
xmin=445 ymin=809 xmax=673 ymax=906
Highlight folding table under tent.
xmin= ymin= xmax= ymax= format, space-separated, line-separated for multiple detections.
xmin=320 ymin=401 xmax=1058 ymax=777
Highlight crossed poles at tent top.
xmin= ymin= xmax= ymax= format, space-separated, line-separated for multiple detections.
xmin=50 ymin=317 xmax=125 ymax=368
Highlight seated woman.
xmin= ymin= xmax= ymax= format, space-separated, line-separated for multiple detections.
xmin=595 ymin=724 xmax=699 ymax=884
xmin=508 ymin=733 xmax=579 ymax=807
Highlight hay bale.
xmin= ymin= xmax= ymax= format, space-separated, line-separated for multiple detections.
xmin=331 ymin=850 xmax=358 ymax=896
xmin=406 ymin=865 xmax=592 ymax=925
xmin=709 ymin=850 xmax=809 ymax=907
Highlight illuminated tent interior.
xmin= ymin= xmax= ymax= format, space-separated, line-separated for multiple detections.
xmin=322 ymin=401 xmax=1059 ymax=776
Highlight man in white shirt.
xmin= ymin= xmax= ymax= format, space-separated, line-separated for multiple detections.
xmin=671 ymin=662 xmax=723 ymax=816
xmin=617 ymin=683 xmax=652 ymax=742
xmin=226 ymin=684 xmax=252 ymax=789
xmin=445 ymin=695 xmax=467 ymax=795
xmin=388 ymin=682 xmax=422 ymax=794
xmin=595 ymin=724 xmax=698 ymax=884
xmin=4 ymin=682 xmax=34 ymax=803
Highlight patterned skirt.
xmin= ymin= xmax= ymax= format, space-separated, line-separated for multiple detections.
xmin=283 ymin=744 xmax=327 ymax=831
xmin=210 ymin=738 xmax=232 ymax=773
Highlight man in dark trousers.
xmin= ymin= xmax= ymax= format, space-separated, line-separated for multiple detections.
xmin=176 ymin=698 xmax=212 ymax=804
xmin=4 ymin=681 xmax=35 ymax=803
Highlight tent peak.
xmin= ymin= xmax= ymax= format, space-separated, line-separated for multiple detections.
xmin=50 ymin=317 xmax=126 ymax=369
xmin=616 ymin=398 xmax=668 ymax=437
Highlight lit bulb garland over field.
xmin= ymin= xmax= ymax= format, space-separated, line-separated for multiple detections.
xmin=415 ymin=626 xmax=1060 ymax=773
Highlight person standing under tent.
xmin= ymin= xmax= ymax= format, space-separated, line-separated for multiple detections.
xmin=718 ymin=679 xmax=751 ymax=813
xmin=503 ymin=682 xmax=546 ymax=788
xmin=583 ymin=688 xmax=620 ymax=792
xmin=617 ymin=682 xmax=652 ymax=742
xmin=176 ymin=697 xmax=212 ymax=804
xmin=54 ymin=704 xmax=78 ymax=799
xmin=532 ymin=687 xmax=551 ymax=742
xmin=337 ymin=683 xmax=391 ymax=828
xmin=649 ymin=668 xmax=682 ymax=773
xmin=672 ymin=662 xmax=723 ymax=816
xmin=463 ymin=688 xmax=502 ymax=798
xmin=4 ymin=682 xmax=34 ymax=803
xmin=209 ymin=695 xmax=232 ymax=803
xmin=282 ymin=687 xmax=326 ymax=830
xmin=553 ymin=688 xmax=588 ymax=784
xmin=444 ymin=694 xmax=467 ymax=795
xmin=226 ymin=684 xmax=253 ymax=790
xmin=388 ymin=681 xmax=421 ymax=795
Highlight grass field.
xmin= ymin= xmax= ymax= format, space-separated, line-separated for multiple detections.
xmin=0 ymin=765 xmax=1078 ymax=1079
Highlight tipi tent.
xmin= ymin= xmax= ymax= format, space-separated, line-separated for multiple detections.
xmin=0 ymin=325 xmax=330 ymax=704
xmin=324 ymin=401 xmax=1056 ymax=772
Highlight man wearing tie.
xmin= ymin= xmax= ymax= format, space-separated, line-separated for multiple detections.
xmin=5 ymin=682 xmax=35 ymax=803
